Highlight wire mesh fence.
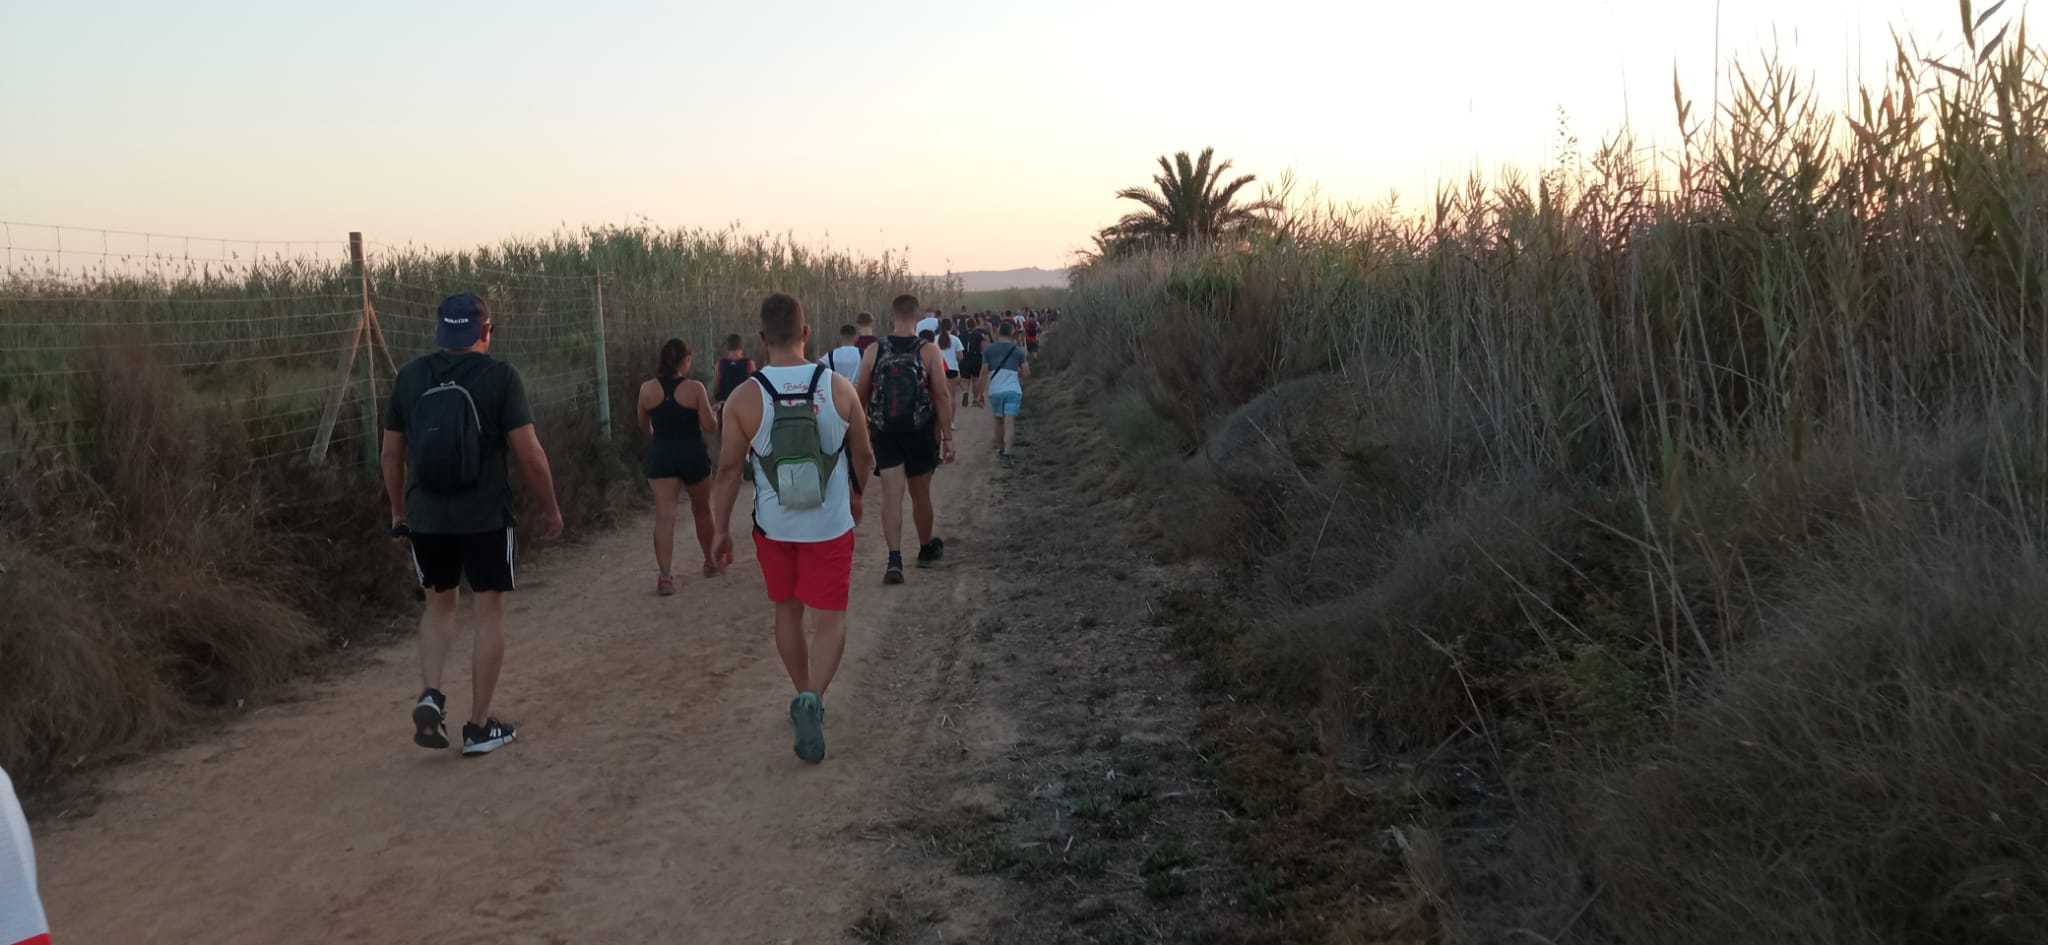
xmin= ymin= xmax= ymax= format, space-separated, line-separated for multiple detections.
xmin=0 ymin=222 xmax=959 ymax=476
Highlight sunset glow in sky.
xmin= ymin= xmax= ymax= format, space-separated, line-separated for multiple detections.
xmin=1 ymin=0 xmax=1976 ymax=272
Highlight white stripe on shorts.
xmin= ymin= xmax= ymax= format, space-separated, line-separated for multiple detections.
xmin=504 ymin=527 xmax=517 ymax=590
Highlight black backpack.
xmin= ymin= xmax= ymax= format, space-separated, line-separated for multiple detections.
xmin=868 ymin=338 xmax=933 ymax=435
xmin=409 ymin=368 xmax=483 ymax=493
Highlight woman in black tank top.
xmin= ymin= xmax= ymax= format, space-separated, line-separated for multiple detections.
xmin=639 ymin=339 xmax=719 ymax=594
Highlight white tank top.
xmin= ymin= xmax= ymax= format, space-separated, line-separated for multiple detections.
xmin=749 ymin=364 xmax=854 ymax=542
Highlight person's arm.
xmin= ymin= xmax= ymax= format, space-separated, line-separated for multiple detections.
xmin=506 ymin=425 xmax=565 ymax=540
xmin=1018 ymin=357 xmax=1032 ymax=381
xmin=708 ymin=379 xmax=761 ymax=570
xmin=854 ymin=345 xmax=879 ymax=406
xmin=688 ymin=380 xmax=716 ymax=434
xmin=381 ymin=431 xmax=408 ymax=532
xmin=833 ymin=374 xmax=873 ymax=524
xmin=380 ymin=379 xmax=409 ymax=533
xmin=638 ymin=381 xmax=658 ymax=438
xmin=922 ymin=345 xmax=957 ymax=462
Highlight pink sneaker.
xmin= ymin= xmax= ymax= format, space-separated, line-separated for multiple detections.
xmin=656 ymin=573 xmax=675 ymax=596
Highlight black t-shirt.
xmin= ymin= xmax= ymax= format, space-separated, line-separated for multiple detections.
xmin=960 ymin=328 xmax=988 ymax=357
xmin=383 ymin=351 xmax=534 ymax=534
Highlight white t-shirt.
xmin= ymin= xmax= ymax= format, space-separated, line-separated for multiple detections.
xmin=0 ymin=768 xmax=47 ymax=945
xmin=915 ymin=316 xmax=940 ymax=336
xmin=819 ymin=344 xmax=862 ymax=381
xmin=937 ymin=336 xmax=961 ymax=372
xmin=747 ymin=364 xmax=854 ymax=543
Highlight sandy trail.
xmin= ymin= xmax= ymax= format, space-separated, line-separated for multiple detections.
xmin=36 ymin=405 xmax=1002 ymax=944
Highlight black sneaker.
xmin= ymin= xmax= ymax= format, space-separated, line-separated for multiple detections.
xmin=1000 ymin=452 xmax=1015 ymax=468
xmin=916 ymin=539 xmax=944 ymax=569
xmin=884 ymin=551 xmax=905 ymax=585
xmin=461 ymin=718 xmax=517 ymax=756
xmin=412 ymin=689 xmax=448 ymax=750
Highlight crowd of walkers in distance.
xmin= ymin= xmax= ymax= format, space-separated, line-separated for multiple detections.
xmin=378 ymin=291 xmax=1051 ymax=767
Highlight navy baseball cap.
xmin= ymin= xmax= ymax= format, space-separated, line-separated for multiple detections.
xmin=436 ymin=293 xmax=489 ymax=348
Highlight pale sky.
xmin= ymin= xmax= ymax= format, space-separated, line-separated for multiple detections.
xmin=0 ymin=0 xmax=1983 ymax=273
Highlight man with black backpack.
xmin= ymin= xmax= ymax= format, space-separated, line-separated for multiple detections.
xmin=855 ymin=294 xmax=955 ymax=584
xmin=382 ymin=292 xmax=565 ymax=758
xmin=709 ymin=292 xmax=874 ymax=763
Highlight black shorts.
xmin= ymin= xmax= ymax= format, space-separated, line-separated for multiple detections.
xmin=1026 ymin=340 xmax=1040 ymax=354
xmin=959 ymin=356 xmax=982 ymax=379
xmin=872 ymin=427 xmax=940 ymax=478
xmin=411 ymin=528 xmax=517 ymax=593
xmin=945 ymin=368 xmax=960 ymax=380
xmin=645 ymin=437 xmax=712 ymax=485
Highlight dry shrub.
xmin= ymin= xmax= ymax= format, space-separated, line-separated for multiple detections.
xmin=1562 ymin=528 xmax=2048 ymax=945
xmin=1257 ymin=481 xmax=1585 ymax=748
xmin=0 ymin=344 xmax=393 ymax=782
xmin=1143 ymin=268 xmax=1286 ymax=444
xmin=530 ymin=403 xmax=640 ymax=537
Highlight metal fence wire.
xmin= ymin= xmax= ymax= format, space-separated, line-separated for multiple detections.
xmin=0 ymin=222 xmax=955 ymax=475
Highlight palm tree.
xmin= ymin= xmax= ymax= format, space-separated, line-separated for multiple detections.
xmin=1101 ymin=147 xmax=1280 ymax=251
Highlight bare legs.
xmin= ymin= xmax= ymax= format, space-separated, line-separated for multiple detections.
xmin=773 ymin=598 xmax=849 ymax=696
xmin=880 ymin=466 xmax=907 ymax=554
xmin=418 ymin=587 xmax=459 ymax=693
xmin=650 ymin=477 xmax=682 ymax=575
xmin=684 ymin=477 xmax=715 ymax=570
xmin=417 ymin=587 xmax=507 ymax=726
xmin=469 ymin=591 xmax=506 ymax=726
xmin=880 ymin=465 xmax=938 ymax=555
xmin=907 ymin=473 xmax=934 ymax=547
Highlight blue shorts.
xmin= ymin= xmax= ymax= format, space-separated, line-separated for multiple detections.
xmin=989 ymin=390 xmax=1022 ymax=417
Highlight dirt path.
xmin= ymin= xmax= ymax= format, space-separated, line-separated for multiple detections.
xmin=36 ymin=405 xmax=1006 ymax=944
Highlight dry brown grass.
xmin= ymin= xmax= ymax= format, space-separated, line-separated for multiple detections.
xmin=2 ymin=344 xmax=519 ymax=784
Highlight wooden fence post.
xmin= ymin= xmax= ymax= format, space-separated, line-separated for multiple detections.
xmin=353 ymin=233 xmax=382 ymax=470
xmin=308 ymin=232 xmax=370 ymax=464
xmin=593 ymin=270 xmax=612 ymax=439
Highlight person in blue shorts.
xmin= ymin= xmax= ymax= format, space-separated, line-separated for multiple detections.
xmin=980 ymin=321 xmax=1030 ymax=468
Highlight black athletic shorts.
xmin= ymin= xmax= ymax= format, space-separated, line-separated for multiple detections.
xmin=1026 ymin=340 xmax=1040 ymax=354
xmin=411 ymin=528 xmax=517 ymax=593
xmin=945 ymin=368 xmax=960 ymax=380
xmin=645 ymin=437 xmax=712 ymax=485
xmin=872 ymin=427 xmax=940 ymax=478
xmin=959 ymin=355 xmax=982 ymax=379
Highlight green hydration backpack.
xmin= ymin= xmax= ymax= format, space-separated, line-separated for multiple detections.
xmin=750 ymin=365 xmax=841 ymax=510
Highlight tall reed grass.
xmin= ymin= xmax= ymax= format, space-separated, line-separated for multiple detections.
xmin=1064 ymin=12 xmax=2048 ymax=944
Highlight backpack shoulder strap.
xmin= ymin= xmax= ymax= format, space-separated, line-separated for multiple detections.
xmin=803 ymin=364 xmax=828 ymax=404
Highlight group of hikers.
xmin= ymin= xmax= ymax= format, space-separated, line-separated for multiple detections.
xmin=378 ymin=291 xmax=1045 ymax=763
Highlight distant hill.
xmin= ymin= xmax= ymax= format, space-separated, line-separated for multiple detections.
xmin=942 ymin=267 xmax=1069 ymax=291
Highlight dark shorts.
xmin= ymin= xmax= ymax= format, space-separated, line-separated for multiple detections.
xmin=945 ymin=368 xmax=959 ymax=380
xmin=1026 ymin=340 xmax=1040 ymax=354
xmin=645 ymin=437 xmax=712 ymax=485
xmin=959 ymin=356 xmax=982 ymax=379
xmin=411 ymin=528 xmax=516 ymax=593
xmin=872 ymin=427 xmax=940 ymax=478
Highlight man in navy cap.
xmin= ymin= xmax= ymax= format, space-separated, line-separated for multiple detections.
xmin=381 ymin=292 xmax=564 ymax=757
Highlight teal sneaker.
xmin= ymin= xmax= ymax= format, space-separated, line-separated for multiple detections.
xmin=789 ymin=692 xmax=826 ymax=763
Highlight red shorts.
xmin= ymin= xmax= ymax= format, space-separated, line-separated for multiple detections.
xmin=753 ymin=528 xmax=855 ymax=611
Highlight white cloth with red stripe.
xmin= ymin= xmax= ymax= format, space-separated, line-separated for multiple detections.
xmin=0 ymin=768 xmax=47 ymax=945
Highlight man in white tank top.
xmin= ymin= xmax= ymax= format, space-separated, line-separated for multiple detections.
xmin=710 ymin=293 xmax=874 ymax=763
xmin=820 ymin=323 xmax=863 ymax=381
